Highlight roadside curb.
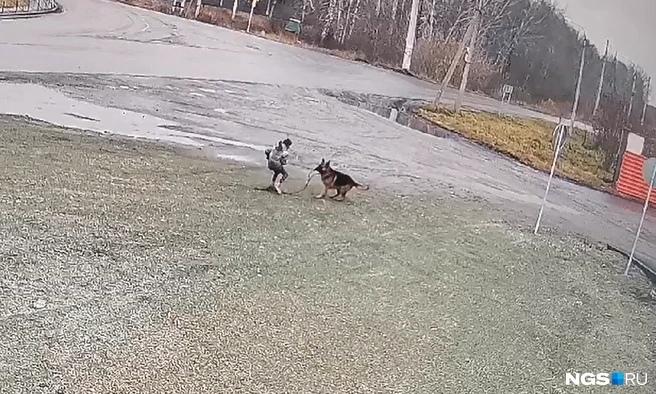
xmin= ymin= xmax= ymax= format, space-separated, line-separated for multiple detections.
xmin=0 ymin=2 xmax=61 ymax=19
xmin=607 ymin=244 xmax=656 ymax=285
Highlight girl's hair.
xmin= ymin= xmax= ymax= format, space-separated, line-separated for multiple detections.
xmin=283 ymin=138 xmax=292 ymax=147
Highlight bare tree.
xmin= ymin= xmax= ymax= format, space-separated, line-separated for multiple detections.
xmin=194 ymin=0 xmax=202 ymax=18
xmin=291 ymin=0 xmax=648 ymax=125
xmin=320 ymin=0 xmax=337 ymax=44
xmin=247 ymin=0 xmax=257 ymax=32
xmin=455 ymin=0 xmax=483 ymax=112
xmin=495 ymin=1 xmax=547 ymax=69
xmin=641 ymin=77 xmax=651 ymax=127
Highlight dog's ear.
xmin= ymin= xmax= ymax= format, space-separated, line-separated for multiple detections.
xmin=320 ymin=158 xmax=325 ymax=164
xmin=326 ymin=160 xmax=331 ymax=167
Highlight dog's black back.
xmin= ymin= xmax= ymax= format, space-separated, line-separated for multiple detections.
xmin=333 ymin=170 xmax=359 ymax=187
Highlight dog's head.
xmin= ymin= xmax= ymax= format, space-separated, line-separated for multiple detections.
xmin=313 ymin=158 xmax=332 ymax=174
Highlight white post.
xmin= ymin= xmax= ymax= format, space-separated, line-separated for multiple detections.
xmin=401 ymin=0 xmax=420 ymax=71
xmin=247 ymin=0 xmax=257 ymax=32
xmin=232 ymin=0 xmax=238 ymax=19
xmin=534 ymin=125 xmax=565 ymax=235
xmin=625 ymin=165 xmax=656 ymax=275
xmin=569 ymin=39 xmax=586 ymax=132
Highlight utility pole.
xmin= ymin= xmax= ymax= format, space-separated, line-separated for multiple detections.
xmin=454 ymin=0 xmax=483 ymax=113
xmin=612 ymin=71 xmax=637 ymax=176
xmin=627 ymin=72 xmax=637 ymax=123
xmin=401 ymin=0 xmax=421 ymax=71
xmin=641 ymin=77 xmax=651 ymax=127
xmin=433 ymin=20 xmax=475 ymax=106
xmin=611 ymin=53 xmax=618 ymax=95
xmin=592 ymin=40 xmax=609 ymax=118
xmin=569 ymin=37 xmax=587 ymax=132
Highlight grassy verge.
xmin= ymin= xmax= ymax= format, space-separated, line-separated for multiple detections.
xmin=0 ymin=116 xmax=653 ymax=393
xmin=419 ymin=108 xmax=613 ymax=190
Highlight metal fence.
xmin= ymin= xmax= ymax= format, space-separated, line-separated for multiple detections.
xmin=0 ymin=0 xmax=58 ymax=14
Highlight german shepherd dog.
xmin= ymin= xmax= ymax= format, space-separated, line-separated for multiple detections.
xmin=313 ymin=159 xmax=368 ymax=200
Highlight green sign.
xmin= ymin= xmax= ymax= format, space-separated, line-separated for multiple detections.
xmin=285 ymin=18 xmax=301 ymax=35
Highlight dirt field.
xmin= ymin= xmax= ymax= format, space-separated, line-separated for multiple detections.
xmin=0 ymin=116 xmax=654 ymax=393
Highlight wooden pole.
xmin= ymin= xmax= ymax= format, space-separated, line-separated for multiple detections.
xmin=569 ymin=38 xmax=587 ymax=132
xmin=433 ymin=16 xmax=475 ymax=107
xmin=454 ymin=0 xmax=482 ymax=113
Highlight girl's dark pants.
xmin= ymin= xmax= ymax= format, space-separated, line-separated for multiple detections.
xmin=268 ymin=161 xmax=288 ymax=183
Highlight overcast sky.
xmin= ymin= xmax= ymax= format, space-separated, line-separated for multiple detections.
xmin=554 ymin=0 xmax=655 ymax=102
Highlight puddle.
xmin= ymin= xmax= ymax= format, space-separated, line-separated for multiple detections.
xmin=216 ymin=153 xmax=260 ymax=164
xmin=324 ymin=90 xmax=450 ymax=138
xmin=0 ymin=83 xmax=266 ymax=159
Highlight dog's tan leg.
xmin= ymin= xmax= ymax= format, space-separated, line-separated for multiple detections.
xmin=315 ymin=186 xmax=328 ymax=199
xmin=335 ymin=186 xmax=352 ymax=201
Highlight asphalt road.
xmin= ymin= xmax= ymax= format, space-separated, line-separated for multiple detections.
xmin=0 ymin=0 xmax=654 ymax=274
xmin=0 ymin=0 xmax=585 ymax=125
xmin=0 ymin=0 xmax=56 ymax=14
